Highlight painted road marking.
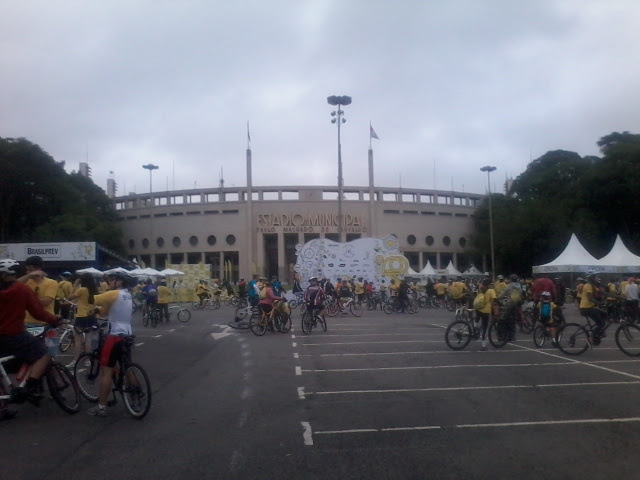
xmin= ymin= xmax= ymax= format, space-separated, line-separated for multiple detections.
xmin=301 ymin=422 xmax=313 ymax=445
xmin=300 ymin=361 xmax=578 ymax=373
xmin=301 ymin=381 xmax=640 ymax=397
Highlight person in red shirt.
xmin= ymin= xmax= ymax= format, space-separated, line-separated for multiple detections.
xmin=531 ymin=275 xmax=557 ymax=303
xmin=0 ymin=259 xmax=59 ymax=408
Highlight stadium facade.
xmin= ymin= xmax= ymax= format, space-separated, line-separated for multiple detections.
xmin=113 ymin=148 xmax=486 ymax=283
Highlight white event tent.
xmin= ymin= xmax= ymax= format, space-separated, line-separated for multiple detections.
xmin=532 ymin=234 xmax=601 ymax=274
xmin=594 ymin=235 xmax=640 ymax=273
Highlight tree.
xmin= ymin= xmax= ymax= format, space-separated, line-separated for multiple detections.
xmin=0 ymin=137 xmax=125 ymax=254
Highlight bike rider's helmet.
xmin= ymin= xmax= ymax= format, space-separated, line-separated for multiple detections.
xmin=0 ymin=258 xmax=20 ymax=275
xmin=62 ymin=271 xmax=72 ymax=276
xmin=510 ymin=274 xmax=519 ymax=282
xmin=585 ymin=271 xmax=598 ymax=282
xmin=309 ymin=276 xmax=318 ymax=283
xmin=541 ymin=291 xmax=551 ymax=299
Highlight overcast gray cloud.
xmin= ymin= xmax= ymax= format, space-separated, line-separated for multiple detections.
xmin=1 ymin=0 xmax=639 ymax=197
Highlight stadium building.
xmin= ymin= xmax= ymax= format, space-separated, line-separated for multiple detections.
xmin=113 ymin=148 xmax=485 ymax=283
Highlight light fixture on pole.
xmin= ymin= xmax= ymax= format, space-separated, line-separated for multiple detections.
xmin=327 ymin=95 xmax=351 ymax=241
xmin=480 ymin=165 xmax=497 ymax=281
xmin=142 ymin=164 xmax=159 ymax=194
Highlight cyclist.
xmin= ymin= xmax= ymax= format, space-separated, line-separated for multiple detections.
xmin=0 ymin=259 xmax=61 ymax=412
xmin=473 ymin=278 xmax=496 ymax=351
xmin=88 ymin=271 xmax=134 ymax=417
xmin=624 ymin=278 xmax=639 ymax=321
xmin=304 ymin=276 xmax=326 ymax=321
xmin=397 ymin=279 xmax=410 ymax=313
xmin=337 ymin=279 xmax=353 ymax=312
xmin=579 ymin=272 xmax=607 ymax=345
xmin=195 ymin=279 xmax=210 ymax=306
xmin=450 ymin=276 xmax=468 ymax=308
xmin=20 ymin=255 xmax=58 ymax=327
xmin=65 ymin=273 xmax=99 ymax=369
xmin=257 ymin=281 xmax=283 ymax=328
xmin=497 ymin=274 xmax=523 ymax=342
xmin=157 ymin=280 xmax=171 ymax=322
xmin=355 ymin=278 xmax=365 ymax=305
xmin=142 ymin=278 xmax=158 ymax=319
xmin=56 ymin=271 xmax=74 ymax=319
xmin=537 ymin=291 xmax=558 ymax=346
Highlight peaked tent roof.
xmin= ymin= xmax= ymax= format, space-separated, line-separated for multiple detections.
xmin=532 ymin=234 xmax=601 ymax=274
xmin=419 ymin=260 xmax=436 ymax=276
xmin=462 ymin=265 xmax=485 ymax=278
xmin=444 ymin=260 xmax=463 ymax=277
xmin=594 ymin=235 xmax=640 ymax=273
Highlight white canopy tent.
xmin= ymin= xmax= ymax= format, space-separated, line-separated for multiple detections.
xmin=462 ymin=265 xmax=485 ymax=278
xmin=532 ymin=234 xmax=602 ymax=274
xmin=444 ymin=261 xmax=463 ymax=278
xmin=419 ymin=260 xmax=436 ymax=276
xmin=594 ymin=235 xmax=640 ymax=273
xmin=76 ymin=267 xmax=104 ymax=277
xmin=159 ymin=268 xmax=185 ymax=276
xmin=103 ymin=267 xmax=130 ymax=275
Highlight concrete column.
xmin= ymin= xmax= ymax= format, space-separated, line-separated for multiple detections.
xmin=219 ymin=251 xmax=224 ymax=281
xmin=419 ymin=252 xmax=424 ymax=270
xmin=277 ymin=233 xmax=285 ymax=281
xmin=436 ymin=252 xmax=441 ymax=270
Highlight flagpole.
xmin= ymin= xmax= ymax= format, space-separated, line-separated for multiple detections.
xmin=369 ymin=122 xmax=372 ymax=150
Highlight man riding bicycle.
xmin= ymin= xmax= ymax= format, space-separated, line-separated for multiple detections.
xmin=88 ymin=270 xmax=134 ymax=417
xmin=580 ymin=272 xmax=608 ymax=345
xmin=304 ymin=277 xmax=326 ymax=320
xmin=0 ymin=259 xmax=61 ymax=414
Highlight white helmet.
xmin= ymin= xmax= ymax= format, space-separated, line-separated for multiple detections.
xmin=0 ymin=258 xmax=20 ymax=275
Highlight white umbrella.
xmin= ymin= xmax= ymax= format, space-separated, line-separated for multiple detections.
xmin=137 ymin=267 xmax=161 ymax=276
xmin=159 ymin=268 xmax=185 ymax=276
xmin=76 ymin=267 xmax=104 ymax=277
xmin=103 ymin=267 xmax=131 ymax=275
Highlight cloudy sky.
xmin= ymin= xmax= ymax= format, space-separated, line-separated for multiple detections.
xmin=2 ymin=0 xmax=639 ymax=197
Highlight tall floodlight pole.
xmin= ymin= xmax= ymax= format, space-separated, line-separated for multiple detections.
xmin=328 ymin=95 xmax=351 ymax=242
xmin=142 ymin=164 xmax=159 ymax=193
xmin=480 ymin=166 xmax=497 ymax=281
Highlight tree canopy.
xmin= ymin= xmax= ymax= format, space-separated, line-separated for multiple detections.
xmin=472 ymin=131 xmax=640 ymax=275
xmin=0 ymin=137 xmax=125 ymax=254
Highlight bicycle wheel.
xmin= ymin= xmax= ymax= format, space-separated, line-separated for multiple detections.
xmin=444 ymin=320 xmax=473 ymax=350
xmin=289 ymin=299 xmax=298 ymax=309
xmin=177 ymin=308 xmax=191 ymax=322
xmin=318 ymin=314 xmax=327 ymax=332
xmin=249 ymin=313 xmax=267 ymax=336
xmin=350 ymin=302 xmax=363 ymax=317
xmin=211 ymin=300 xmax=221 ymax=310
xmin=556 ymin=323 xmax=589 ymax=355
xmin=519 ymin=311 xmax=535 ymax=334
xmin=533 ymin=325 xmax=547 ymax=348
xmin=325 ymin=302 xmax=339 ymax=317
xmin=383 ymin=302 xmax=394 ymax=314
xmin=192 ymin=302 xmax=201 ymax=310
xmin=151 ymin=310 xmax=159 ymax=328
xmin=122 ymin=363 xmax=152 ymax=419
xmin=445 ymin=298 xmax=456 ymax=312
xmin=301 ymin=311 xmax=313 ymax=335
xmin=488 ymin=322 xmax=509 ymax=348
xmin=46 ymin=362 xmax=80 ymax=414
xmin=74 ymin=353 xmax=100 ymax=402
xmin=58 ymin=328 xmax=74 ymax=353
xmin=142 ymin=311 xmax=149 ymax=327
xmin=278 ymin=312 xmax=292 ymax=333
xmin=615 ymin=323 xmax=640 ymax=357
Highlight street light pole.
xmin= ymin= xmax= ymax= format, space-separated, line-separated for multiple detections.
xmin=142 ymin=164 xmax=159 ymax=193
xmin=328 ymin=95 xmax=351 ymax=242
xmin=480 ymin=166 xmax=497 ymax=281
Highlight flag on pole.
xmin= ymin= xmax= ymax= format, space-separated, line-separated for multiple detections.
xmin=370 ymin=124 xmax=379 ymax=140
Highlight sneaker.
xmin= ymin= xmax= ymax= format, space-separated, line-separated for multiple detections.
xmin=66 ymin=360 xmax=76 ymax=369
xmin=11 ymin=386 xmax=42 ymax=406
xmin=88 ymin=405 xmax=107 ymax=417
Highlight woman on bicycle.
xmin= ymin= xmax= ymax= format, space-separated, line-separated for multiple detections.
xmin=88 ymin=271 xmax=133 ymax=417
xmin=304 ymin=277 xmax=326 ymax=319
xmin=258 ymin=281 xmax=283 ymax=325
xmin=473 ymin=279 xmax=496 ymax=351
xmin=65 ymin=273 xmax=98 ymax=369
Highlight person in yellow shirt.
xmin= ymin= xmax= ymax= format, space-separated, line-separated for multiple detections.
xmin=579 ymin=273 xmax=607 ymax=344
xmin=355 ymin=278 xmax=365 ymax=304
xmin=434 ymin=279 xmax=447 ymax=306
xmin=474 ymin=278 xmax=497 ymax=350
xmin=195 ymin=280 xmax=210 ymax=306
xmin=99 ymin=278 xmax=109 ymax=293
xmin=157 ymin=280 xmax=171 ymax=322
xmin=56 ymin=271 xmax=74 ymax=318
xmin=66 ymin=273 xmax=98 ymax=368
xmin=389 ymin=279 xmax=399 ymax=298
xmin=494 ymin=275 xmax=507 ymax=296
xmin=19 ymin=256 xmax=58 ymax=326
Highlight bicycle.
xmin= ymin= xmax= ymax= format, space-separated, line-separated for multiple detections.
xmin=555 ymin=311 xmax=614 ymax=355
xmin=168 ymin=303 xmax=191 ymax=322
xmin=532 ymin=307 xmax=565 ymax=348
xmin=192 ymin=296 xmax=221 ymax=311
xmin=0 ymin=325 xmax=81 ymax=415
xmin=326 ymin=296 xmax=363 ymax=317
xmin=248 ymin=300 xmax=291 ymax=336
xmin=444 ymin=309 xmax=482 ymax=350
xmin=74 ymin=321 xmax=152 ymax=419
xmin=229 ymin=303 xmax=260 ymax=330
xmin=382 ymin=296 xmax=417 ymax=314
xmin=301 ymin=308 xmax=327 ymax=335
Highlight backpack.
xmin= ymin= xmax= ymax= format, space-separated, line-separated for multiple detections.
xmin=473 ymin=293 xmax=486 ymax=311
xmin=259 ymin=287 xmax=268 ymax=300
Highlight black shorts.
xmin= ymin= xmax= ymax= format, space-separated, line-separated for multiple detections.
xmin=74 ymin=315 xmax=97 ymax=332
xmin=0 ymin=332 xmax=48 ymax=365
xmin=307 ymin=304 xmax=323 ymax=312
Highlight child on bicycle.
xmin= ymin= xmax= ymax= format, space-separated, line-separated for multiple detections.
xmin=537 ymin=291 xmax=558 ymax=345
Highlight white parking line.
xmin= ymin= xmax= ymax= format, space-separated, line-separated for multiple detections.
xmin=301 ymin=361 xmax=576 ymax=373
xmin=512 ymin=342 xmax=640 ymax=381
xmin=310 ymin=417 xmax=640 ymax=438
xmin=296 ymin=349 xmax=536 ymax=357
xmin=302 ymin=381 xmax=640 ymax=397
xmin=302 ymin=340 xmax=447 ymax=346
xmin=301 ymin=421 xmax=313 ymax=445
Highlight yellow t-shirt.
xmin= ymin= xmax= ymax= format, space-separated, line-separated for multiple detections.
xmin=25 ymin=277 xmax=58 ymax=325
xmin=450 ymin=281 xmax=467 ymax=299
xmin=56 ymin=280 xmax=73 ymax=299
xmin=72 ymin=287 xmax=95 ymax=318
xmin=99 ymin=281 xmax=109 ymax=293
xmin=477 ymin=288 xmax=497 ymax=314
xmin=435 ymin=283 xmax=446 ymax=295
xmin=579 ymin=283 xmax=596 ymax=309
xmin=390 ymin=284 xmax=399 ymax=297
xmin=355 ymin=282 xmax=364 ymax=295
xmin=494 ymin=281 xmax=507 ymax=295
xmin=157 ymin=285 xmax=171 ymax=304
